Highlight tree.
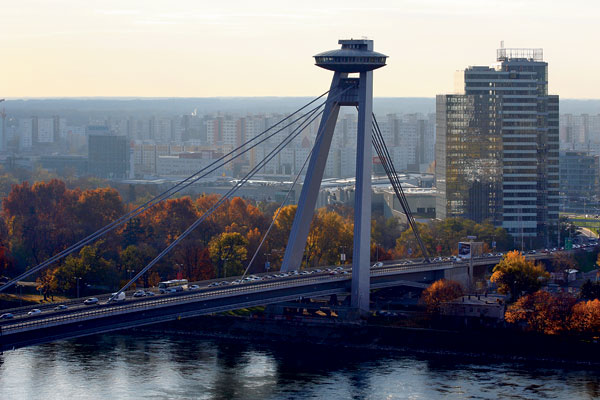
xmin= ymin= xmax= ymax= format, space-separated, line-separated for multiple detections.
xmin=372 ymin=216 xmax=403 ymax=251
xmin=552 ymin=252 xmax=577 ymax=273
xmin=304 ymin=209 xmax=353 ymax=268
xmin=421 ymin=279 xmax=465 ymax=313
xmin=54 ymin=244 xmax=119 ymax=294
xmin=490 ymin=251 xmax=549 ymax=301
xmin=192 ymin=248 xmax=216 ymax=281
xmin=36 ymin=269 xmax=58 ymax=301
xmin=148 ymin=271 xmax=161 ymax=287
xmin=271 ymin=205 xmax=297 ymax=249
xmin=2 ymin=179 xmax=79 ymax=268
xmin=505 ymin=290 xmax=576 ymax=335
xmin=394 ymin=217 xmax=511 ymax=259
xmin=579 ymin=280 xmax=600 ymax=301
xmin=73 ymin=187 xmax=125 ymax=237
xmin=120 ymin=244 xmax=158 ymax=287
xmin=208 ymin=232 xmax=248 ymax=278
xmin=121 ymin=218 xmax=145 ymax=247
xmin=570 ymin=299 xmax=600 ymax=334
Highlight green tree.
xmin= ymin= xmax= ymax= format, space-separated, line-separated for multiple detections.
xmin=54 ymin=244 xmax=119 ymax=294
xmin=120 ymin=244 xmax=158 ymax=287
xmin=395 ymin=217 xmax=511 ymax=258
xmin=208 ymin=232 xmax=248 ymax=278
xmin=490 ymin=250 xmax=549 ymax=301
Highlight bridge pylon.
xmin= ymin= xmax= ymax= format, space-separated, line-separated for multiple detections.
xmin=280 ymin=39 xmax=387 ymax=313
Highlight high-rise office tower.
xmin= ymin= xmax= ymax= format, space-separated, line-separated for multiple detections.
xmin=436 ymin=48 xmax=559 ymax=248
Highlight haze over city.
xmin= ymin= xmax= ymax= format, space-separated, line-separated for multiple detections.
xmin=2 ymin=2 xmax=600 ymax=399
xmin=1 ymin=0 xmax=599 ymax=98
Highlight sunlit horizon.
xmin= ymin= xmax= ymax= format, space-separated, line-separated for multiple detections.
xmin=1 ymin=0 xmax=599 ymax=99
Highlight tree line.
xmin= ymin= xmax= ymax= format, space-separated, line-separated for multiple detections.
xmin=422 ymin=251 xmax=600 ymax=336
xmin=0 ymin=178 xmax=513 ymax=299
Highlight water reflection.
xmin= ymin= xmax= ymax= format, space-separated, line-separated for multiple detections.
xmin=1 ymin=331 xmax=600 ymax=400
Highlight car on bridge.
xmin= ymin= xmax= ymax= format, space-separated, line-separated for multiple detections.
xmin=54 ymin=305 xmax=68 ymax=311
xmin=111 ymin=292 xmax=126 ymax=302
xmin=84 ymin=297 xmax=99 ymax=305
xmin=27 ymin=309 xmax=42 ymax=316
xmin=0 ymin=313 xmax=14 ymax=319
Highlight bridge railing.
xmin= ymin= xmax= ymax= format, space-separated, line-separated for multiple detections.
xmin=0 ymin=272 xmax=352 ymax=334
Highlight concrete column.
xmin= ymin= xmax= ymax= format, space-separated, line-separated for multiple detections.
xmin=351 ymin=70 xmax=373 ymax=313
xmin=281 ymin=72 xmax=345 ymax=272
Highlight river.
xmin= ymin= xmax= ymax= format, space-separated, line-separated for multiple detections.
xmin=1 ymin=331 xmax=599 ymax=399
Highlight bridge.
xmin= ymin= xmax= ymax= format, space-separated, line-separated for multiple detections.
xmin=0 ymin=39 xmax=573 ymax=352
xmin=1 ymin=252 xmax=565 ymax=351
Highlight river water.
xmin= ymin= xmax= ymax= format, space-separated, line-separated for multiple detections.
xmin=1 ymin=331 xmax=599 ymax=399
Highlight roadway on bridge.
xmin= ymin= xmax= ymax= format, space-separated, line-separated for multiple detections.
xmin=0 ymin=259 xmax=462 ymax=333
xmin=0 ymin=250 xmax=570 ymax=351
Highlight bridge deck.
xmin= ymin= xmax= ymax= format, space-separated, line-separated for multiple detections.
xmin=0 ymin=252 xmax=556 ymax=351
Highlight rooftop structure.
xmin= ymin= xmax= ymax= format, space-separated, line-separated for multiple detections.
xmin=496 ymin=48 xmax=543 ymax=62
xmin=314 ymin=39 xmax=387 ymax=73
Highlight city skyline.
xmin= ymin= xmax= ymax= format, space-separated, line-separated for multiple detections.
xmin=1 ymin=0 xmax=599 ymax=98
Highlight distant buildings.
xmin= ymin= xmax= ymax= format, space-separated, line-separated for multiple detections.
xmin=559 ymin=151 xmax=600 ymax=213
xmin=88 ymin=128 xmax=129 ymax=179
xmin=437 ymin=48 xmax=559 ymax=248
xmin=560 ymin=114 xmax=600 ymax=151
xmin=17 ymin=116 xmax=65 ymax=151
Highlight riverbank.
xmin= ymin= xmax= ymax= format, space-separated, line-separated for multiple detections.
xmin=134 ymin=313 xmax=600 ymax=366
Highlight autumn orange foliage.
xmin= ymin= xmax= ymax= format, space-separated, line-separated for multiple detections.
xmin=421 ymin=279 xmax=465 ymax=313
xmin=570 ymin=299 xmax=600 ymax=334
xmin=490 ymin=250 xmax=549 ymax=300
xmin=505 ymin=290 xmax=576 ymax=335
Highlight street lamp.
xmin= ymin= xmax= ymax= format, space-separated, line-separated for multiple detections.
xmin=223 ymin=258 xmax=229 ymax=278
xmin=264 ymin=252 xmax=271 ymax=273
xmin=75 ymin=276 xmax=81 ymax=298
xmin=467 ymin=235 xmax=477 ymax=292
xmin=339 ymin=245 xmax=347 ymax=265
xmin=15 ymin=283 xmax=22 ymax=306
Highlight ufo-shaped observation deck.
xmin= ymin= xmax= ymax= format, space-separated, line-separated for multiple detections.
xmin=314 ymin=39 xmax=387 ymax=73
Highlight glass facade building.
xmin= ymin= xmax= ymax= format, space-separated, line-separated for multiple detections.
xmin=435 ymin=95 xmax=502 ymax=223
xmin=436 ymin=48 xmax=559 ymax=247
xmin=88 ymin=132 xmax=129 ymax=179
xmin=559 ymin=151 xmax=599 ymax=214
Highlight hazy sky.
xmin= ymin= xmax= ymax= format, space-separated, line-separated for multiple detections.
xmin=1 ymin=0 xmax=598 ymax=98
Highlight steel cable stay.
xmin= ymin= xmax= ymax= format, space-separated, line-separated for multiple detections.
xmin=240 ymin=101 xmax=340 ymax=280
xmin=107 ymin=86 xmax=355 ymax=302
xmin=0 ymin=91 xmax=331 ymax=293
xmin=370 ymin=113 xmax=430 ymax=261
xmin=371 ymin=122 xmax=428 ymax=261
xmin=107 ymin=105 xmax=328 ymax=302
